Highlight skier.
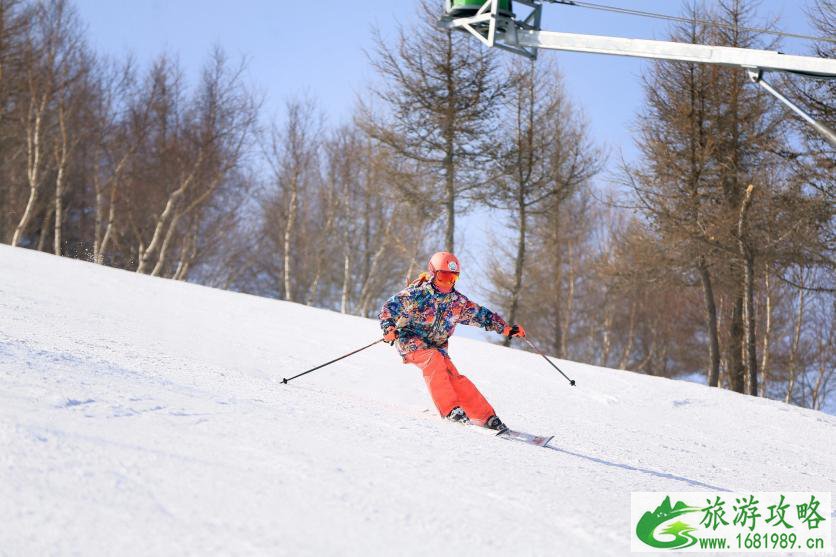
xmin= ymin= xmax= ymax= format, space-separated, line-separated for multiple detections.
xmin=379 ymin=251 xmax=526 ymax=432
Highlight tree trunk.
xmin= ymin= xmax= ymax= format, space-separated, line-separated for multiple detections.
xmin=742 ymin=251 xmax=758 ymax=396
xmin=53 ymin=103 xmax=69 ymax=256
xmin=724 ymin=44 xmax=747 ymax=395
xmin=737 ymin=185 xmax=757 ymax=396
xmin=503 ymin=202 xmax=526 ymax=348
xmin=150 ymin=211 xmax=182 ymax=277
xmin=361 ymin=141 xmax=372 ymax=288
xmin=94 ymin=169 xmax=104 ymax=260
xmin=35 ymin=204 xmax=53 ymax=252
xmin=728 ymin=286 xmax=746 ymax=393
xmin=340 ymin=251 xmax=351 ymax=314
xmin=444 ymin=155 xmax=455 ymax=253
xmin=759 ymin=271 xmax=772 ymax=397
xmin=443 ymin=35 xmax=456 ymax=254
xmin=14 ymin=185 xmax=40 ymax=247
xmin=94 ymin=161 xmax=121 ymax=265
xmin=282 ymin=182 xmax=298 ymax=302
xmin=716 ymin=296 xmax=728 ymax=389
xmin=561 ymin=238 xmax=576 ymax=359
xmin=552 ymin=213 xmax=564 ymax=357
xmin=599 ymin=304 xmax=613 ymax=367
xmin=12 ymin=97 xmax=47 ymax=247
xmin=305 ymin=189 xmax=337 ymax=306
xmin=785 ymin=283 xmax=805 ymax=404
xmin=637 ymin=335 xmax=657 ymax=373
xmin=810 ymin=334 xmax=827 ymax=411
xmin=698 ymin=257 xmax=722 ymax=387
xmin=357 ymin=212 xmax=396 ymax=316
xmin=53 ymin=162 xmax=64 ymax=255
xmin=137 ymin=154 xmax=203 ymax=274
xmin=404 ymin=234 xmax=424 ymax=284
xmin=173 ymin=220 xmax=199 ymax=281
xmin=618 ymin=300 xmax=637 ymax=369
xmin=97 ymin=179 xmax=117 ymax=264
xmin=340 ymin=175 xmax=353 ymax=314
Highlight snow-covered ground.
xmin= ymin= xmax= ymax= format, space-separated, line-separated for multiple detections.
xmin=1 ymin=244 xmax=834 ymax=556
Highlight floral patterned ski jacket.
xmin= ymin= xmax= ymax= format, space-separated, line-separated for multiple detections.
xmin=379 ymin=280 xmax=509 ymax=358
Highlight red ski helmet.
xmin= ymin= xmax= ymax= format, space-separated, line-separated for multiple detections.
xmin=428 ymin=252 xmax=461 ymax=276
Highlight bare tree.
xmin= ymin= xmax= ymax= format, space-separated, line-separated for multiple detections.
xmin=624 ymin=0 xmax=785 ymax=394
xmin=90 ymin=58 xmax=142 ymax=265
xmin=11 ymin=0 xmax=74 ymax=246
xmin=124 ymin=51 xmax=257 ymax=278
xmin=785 ymin=0 xmax=835 ymax=195
xmin=360 ymin=0 xmax=508 ymax=252
xmin=260 ymin=96 xmax=323 ymax=302
xmin=484 ymin=59 xmax=601 ymax=347
xmin=50 ymin=42 xmax=90 ymax=255
xmin=0 ymin=0 xmax=32 ymax=239
xmin=252 ymin=107 xmax=433 ymax=315
xmin=737 ymin=184 xmax=758 ymax=395
xmin=624 ymin=2 xmax=726 ymax=386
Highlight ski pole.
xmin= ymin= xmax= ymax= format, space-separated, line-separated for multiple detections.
xmin=281 ymin=338 xmax=385 ymax=384
xmin=522 ymin=337 xmax=576 ymax=386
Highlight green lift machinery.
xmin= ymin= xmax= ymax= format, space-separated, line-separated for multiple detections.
xmin=445 ymin=0 xmax=513 ymax=19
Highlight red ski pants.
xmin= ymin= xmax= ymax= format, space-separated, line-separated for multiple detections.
xmin=404 ymin=349 xmax=495 ymax=425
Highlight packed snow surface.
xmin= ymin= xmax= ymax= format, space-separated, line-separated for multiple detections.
xmin=1 ymin=244 xmax=834 ymax=556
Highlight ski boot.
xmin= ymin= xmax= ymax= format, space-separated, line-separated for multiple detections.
xmin=446 ymin=406 xmax=470 ymax=424
xmin=485 ymin=415 xmax=508 ymax=433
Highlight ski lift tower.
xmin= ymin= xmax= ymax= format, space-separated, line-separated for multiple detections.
xmin=440 ymin=0 xmax=836 ymax=147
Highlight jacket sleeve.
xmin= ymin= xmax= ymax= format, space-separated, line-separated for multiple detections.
xmin=379 ymin=287 xmax=413 ymax=332
xmin=457 ymin=294 xmax=508 ymax=334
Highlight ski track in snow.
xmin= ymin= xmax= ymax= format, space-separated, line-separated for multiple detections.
xmin=1 ymin=244 xmax=834 ymax=556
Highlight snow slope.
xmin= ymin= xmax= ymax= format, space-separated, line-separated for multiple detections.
xmin=1 ymin=244 xmax=834 ymax=556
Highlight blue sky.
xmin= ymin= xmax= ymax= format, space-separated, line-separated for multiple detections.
xmin=73 ymin=1 xmax=823 ymax=338
xmin=74 ymin=1 xmax=819 ymax=163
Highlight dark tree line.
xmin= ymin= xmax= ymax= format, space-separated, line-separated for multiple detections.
xmin=1 ymin=0 xmax=257 ymax=281
xmin=603 ymin=0 xmax=833 ymax=408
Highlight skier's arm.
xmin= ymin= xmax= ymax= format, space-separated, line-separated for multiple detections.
xmin=458 ymin=297 xmax=508 ymax=334
xmin=378 ymin=288 xmax=412 ymax=334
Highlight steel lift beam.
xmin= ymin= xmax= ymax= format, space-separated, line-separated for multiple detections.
xmin=441 ymin=0 xmax=836 ymax=147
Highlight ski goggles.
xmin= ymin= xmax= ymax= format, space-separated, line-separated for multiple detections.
xmin=434 ymin=270 xmax=459 ymax=284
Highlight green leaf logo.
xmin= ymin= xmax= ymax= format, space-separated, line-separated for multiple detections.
xmin=636 ymin=496 xmax=701 ymax=549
